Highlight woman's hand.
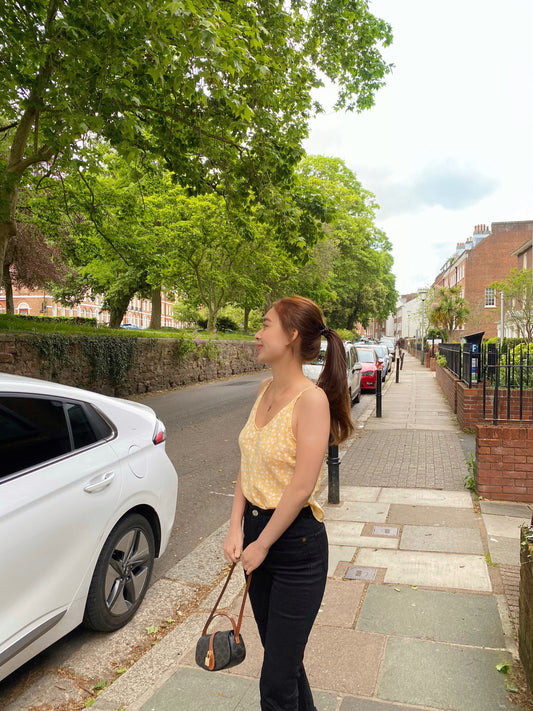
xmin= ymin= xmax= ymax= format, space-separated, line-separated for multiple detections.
xmin=240 ymin=540 xmax=269 ymax=575
xmin=224 ymin=527 xmax=244 ymax=564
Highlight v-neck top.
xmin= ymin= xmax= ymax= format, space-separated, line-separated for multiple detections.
xmin=238 ymin=379 xmax=324 ymax=521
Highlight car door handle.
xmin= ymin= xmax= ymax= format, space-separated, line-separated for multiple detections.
xmin=84 ymin=471 xmax=115 ymax=493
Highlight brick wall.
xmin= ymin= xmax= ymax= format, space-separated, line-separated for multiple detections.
xmin=476 ymin=423 xmax=533 ymax=501
xmin=436 ymin=361 xmax=459 ymax=414
xmin=0 ymin=334 xmax=266 ymax=397
xmin=463 ymin=221 xmax=533 ymax=338
xmin=519 ymin=540 xmax=533 ymax=694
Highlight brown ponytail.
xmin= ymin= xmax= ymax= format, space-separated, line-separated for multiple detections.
xmin=273 ymin=296 xmax=354 ymax=444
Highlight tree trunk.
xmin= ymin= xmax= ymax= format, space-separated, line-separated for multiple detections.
xmin=243 ymin=306 xmax=250 ymax=334
xmin=108 ymin=292 xmax=133 ymax=329
xmin=149 ymin=287 xmax=161 ymax=330
xmin=207 ymin=309 xmax=217 ymax=332
xmin=2 ymin=262 xmax=14 ymax=314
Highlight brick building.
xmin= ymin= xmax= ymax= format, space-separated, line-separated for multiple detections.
xmin=433 ymin=221 xmax=533 ymax=339
xmin=0 ymin=286 xmax=182 ymax=329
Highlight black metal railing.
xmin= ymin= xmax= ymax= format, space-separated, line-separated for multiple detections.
xmin=439 ymin=342 xmax=533 ymax=423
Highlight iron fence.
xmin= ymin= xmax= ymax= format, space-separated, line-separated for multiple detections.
xmin=439 ymin=342 xmax=533 ymax=423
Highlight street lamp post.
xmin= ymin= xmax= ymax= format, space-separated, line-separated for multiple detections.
xmin=419 ymin=289 xmax=428 ymax=365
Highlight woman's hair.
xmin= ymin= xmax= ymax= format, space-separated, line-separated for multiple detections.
xmin=272 ymin=296 xmax=354 ymax=444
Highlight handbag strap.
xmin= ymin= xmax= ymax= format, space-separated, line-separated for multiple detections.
xmin=202 ymin=563 xmax=251 ymax=638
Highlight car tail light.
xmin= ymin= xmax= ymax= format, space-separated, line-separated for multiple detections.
xmin=153 ymin=419 xmax=166 ymax=445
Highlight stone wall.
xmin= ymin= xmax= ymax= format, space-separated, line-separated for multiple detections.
xmin=519 ymin=533 xmax=533 ymax=694
xmin=475 ymin=423 xmax=533 ymax=501
xmin=0 ymin=333 xmax=266 ymax=397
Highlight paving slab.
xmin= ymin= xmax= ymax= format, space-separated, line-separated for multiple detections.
xmin=480 ymin=501 xmax=532 ymax=518
xmin=305 ymin=626 xmax=386 ymax=697
xmin=377 ymin=488 xmax=472 ymax=508
xmin=324 ymin=502 xmax=390 ymax=522
xmin=328 ymin=544 xmax=356 ymax=576
xmin=356 ymin=586 xmax=506 ymax=648
xmin=339 ymin=700 xmax=427 ymax=711
xmin=482 ymin=513 xmax=528 ymax=539
xmin=354 ymin=549 xmax=492 ymax=591
xmin=316 ymin=580 xmax=365 ymax=628
xmin=325 ymin=521 xmax=398 ymax=549
xmin=399 ymin=525 xmax=483 ymax=554
xmin=387 ymin=503 xmax=478 ymax=528
xmin=336 ymin=486 xmax=381 ymax=502
xmin=377 ymin=637 xmax=514 ymax=711
xmin=487 ymin=536 xmax=521 ymax=566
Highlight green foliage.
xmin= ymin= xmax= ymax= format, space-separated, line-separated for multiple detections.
xmin=464 ymin=452 xmax=477 ymax=494
xmin=0 ymin=313 xmax=97 ymax=329
xmin=336 ymin=328 xmax=355 ymax=341
xmin=81 ymin=336 xmax=138 ymax=384
xmin=30 ymin=334 xmax=74 ymax=380
xmin=436 ymin=354 xmax=448 ymax=367
xmin=430 ymin=286 xmax=469 ymax=341
xmin=0 ymin=0 xmax=393 ymax=274
xmin=426 ymin=327 xmax=445 ymax=340
xmin=491 ymin=269 xmax=533 ymax=341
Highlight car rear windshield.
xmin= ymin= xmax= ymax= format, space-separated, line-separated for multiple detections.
xmin=310 ymin=349 xmax=327 ymax=366
xmin=356 ymin=349 xmax=375 ymax=363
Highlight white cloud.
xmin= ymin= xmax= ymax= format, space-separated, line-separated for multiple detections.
xmin=304 ymin=0 xmax=533 ymax=295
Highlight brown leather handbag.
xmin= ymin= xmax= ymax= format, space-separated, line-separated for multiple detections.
xmin=195 ymin=563 xmax=251 ymax=672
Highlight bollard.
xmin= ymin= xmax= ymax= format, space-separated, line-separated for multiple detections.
xmin=327 ymin=442 xmax=340 ymax=504
xmin=395 ymin=352 xmax=400 ymax=383
xmin=376 ymin=370 xmax=382 ymax=417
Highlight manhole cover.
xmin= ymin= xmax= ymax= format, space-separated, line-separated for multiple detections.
xmin=344 ymin=566 xmax=377 ymax=581
xmin=373 ymin=525 xmax=399 ymax=537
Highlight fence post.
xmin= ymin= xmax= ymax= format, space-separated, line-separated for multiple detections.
xmin=376 ymin=369 xmax=382 ymax=417
xmin=327 ymin=442 xmax=340 ymax=504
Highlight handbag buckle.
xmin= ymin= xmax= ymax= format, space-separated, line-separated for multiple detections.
xmin=205 ymin=650 xmax=213 ymax=667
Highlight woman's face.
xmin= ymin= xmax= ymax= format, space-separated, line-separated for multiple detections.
xmin=255 ymin=308 xmax=296 ymax=364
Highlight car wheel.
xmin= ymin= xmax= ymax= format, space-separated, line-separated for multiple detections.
xmin=354 ymin=388 xmax=361 ymax=404
xmin=83 ymin=513 xmax=155 ymax=632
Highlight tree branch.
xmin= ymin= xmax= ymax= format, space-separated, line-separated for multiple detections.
xmin=134 ymin=105 xmax=244 ymax=152
xmin=0 ymin=122 xmax=18 ymax=134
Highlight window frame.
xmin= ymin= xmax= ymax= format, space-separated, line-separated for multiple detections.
xmin=484 ymin=287 xmax=496 ymax=308
xmin=0 ymin=393 xmax=116 ymax=483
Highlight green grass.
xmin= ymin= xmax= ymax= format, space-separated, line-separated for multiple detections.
xmin=0 ymin=314 xmax=255 ymax=340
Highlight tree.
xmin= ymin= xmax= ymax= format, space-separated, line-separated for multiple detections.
xmin=429 ymin=286 xmax=470 ymax=341
xmin=0 ymin=0 xmax=392 ymax=280
xmin=492 ymin=268 xmax=533 ymax=341
xmin=295 ymin=156 xmax=397 ymax=329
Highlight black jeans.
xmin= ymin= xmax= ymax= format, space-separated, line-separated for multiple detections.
xmin=243 ymin=500 xmax=328 ymax=711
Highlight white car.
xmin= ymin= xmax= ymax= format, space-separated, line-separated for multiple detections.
xmin=303 ymin=341 xmax=362 ymax=404
xmin=0 ymin=374 xmax=178 ymax=682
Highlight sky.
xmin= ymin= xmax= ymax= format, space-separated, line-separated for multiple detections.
xmin=304 ymin=0 xmax=533 ymax=296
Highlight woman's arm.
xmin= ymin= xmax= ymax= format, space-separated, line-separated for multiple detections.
xmin=223 ymin=469 xmax=246 ymax=563
xmin=240 ymin=387 xmax=330 ymax=574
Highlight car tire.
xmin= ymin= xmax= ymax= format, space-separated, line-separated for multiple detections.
xmin=354 ymin=389 xmax=361 ymax=404
xmin=83 ymin=513 xmax=155 ymax=632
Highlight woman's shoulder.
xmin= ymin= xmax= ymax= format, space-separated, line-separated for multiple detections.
xmin=297 ymin=383 xmax=329 ymax=410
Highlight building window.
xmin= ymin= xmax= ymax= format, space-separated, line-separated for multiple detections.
xmin=485 ymin=287 xmax=496 ymax=308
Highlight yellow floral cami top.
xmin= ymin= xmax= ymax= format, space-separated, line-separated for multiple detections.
xmin=239 ymin=379 xmax=324 ymax=521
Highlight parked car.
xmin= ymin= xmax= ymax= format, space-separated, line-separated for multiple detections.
xmin=0 ymin=374 xmax=178 ymax=682
xmin=303 ymin=342 xmax=362 ymax=404
xmin=370 ymin=344 xmax=390 ymax=379
xmin=380 ymin=338 xmax=396 ymax=362
xmin=355 ymin=347 xmax=383 ymax=391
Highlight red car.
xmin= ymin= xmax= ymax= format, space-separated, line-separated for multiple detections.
xmin=355 ymin=347 xmax=383 ymax=391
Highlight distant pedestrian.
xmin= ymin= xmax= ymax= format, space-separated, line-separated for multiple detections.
xmin=224 ymin=296 xmax=353 ymax=711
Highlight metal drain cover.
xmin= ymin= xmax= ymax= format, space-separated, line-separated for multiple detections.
xmin=373 ymin=525 xmax=399 ymax=537
xmin=344 ymin=566 xmax=377 ymax=581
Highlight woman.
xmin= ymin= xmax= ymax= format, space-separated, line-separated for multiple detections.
xmin=224 ymin=296 xmax=353 ymax=711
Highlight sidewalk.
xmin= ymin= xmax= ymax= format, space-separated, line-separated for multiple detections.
xmin=93 ymin=353 xmax=532 ymax=711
